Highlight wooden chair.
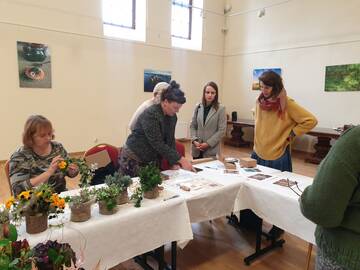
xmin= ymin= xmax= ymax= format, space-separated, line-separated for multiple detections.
xmin=4 ymin=160 xmax=13 ymax=196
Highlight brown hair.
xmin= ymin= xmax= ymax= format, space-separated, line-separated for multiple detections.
xmin=202 ymin=81 xmax=219 ymax=110
xmin=259 ymin=71 xmax=284 ymax=98
xmin=22 ymin=115 xmax=54 ymax=148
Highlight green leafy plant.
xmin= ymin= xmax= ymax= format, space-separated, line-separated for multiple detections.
xmin=105 ymin=172 xmax=132 ymax=192
xmin=65 ymin=187 xmax=94 ymax=206
xmin=59 ymin=158 xmax=96 ymax=187
xmin=0 ymin=224 xmax=33 ymax=270
xmin=130 ymin=187 xmax=143 ymax=208
xmin=138 ymin=163 xmax=162 ymax=192
xmin=95 ymin=185 xmax=119 ymax=211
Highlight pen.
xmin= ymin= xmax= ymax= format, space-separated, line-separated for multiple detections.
xmin=163 ymin=194 xmax=180 ymax=201
xmin=205 ymin=166 xmax=218 ymax=170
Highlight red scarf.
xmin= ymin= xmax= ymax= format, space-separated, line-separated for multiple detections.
xmin=258 ymin=93 xmax=284 ymax=118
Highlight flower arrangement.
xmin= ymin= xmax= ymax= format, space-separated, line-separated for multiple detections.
xmin=6 ymin=184 xmax=65 ymax=221
xmin=5 ymin=184 xmax=65 ymax=234
xmin=32 ymin=240 xmax=76 ymax=270
xmin=0 ymin=224 xmax=33 ymax=270
xmin=58 ymin=158 xmax=96 ymax=187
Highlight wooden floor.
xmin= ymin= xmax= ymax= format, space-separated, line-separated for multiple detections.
xmin=0 ymin=143 xmax=318 ymax=270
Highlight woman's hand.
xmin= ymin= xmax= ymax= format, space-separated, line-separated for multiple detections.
xmin=178 ymin=157 xmax=195 ymax=172
xmin=198 ymin=143 xmax=209 ymax=151
xmin=47 ymin=155 xmax=63 ymax=175
xmin=67 ymin=163 xmax=79 ymax=178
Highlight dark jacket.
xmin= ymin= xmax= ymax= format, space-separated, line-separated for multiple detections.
xmin=126 ymin=104 xmax=180 ymax=166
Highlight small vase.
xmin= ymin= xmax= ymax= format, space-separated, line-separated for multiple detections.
xmin=98 ymin=201 xmax=118 ymax=215
xmin=70 ymin=200 xmax=93 ymax=222
xmin=116 ymin=190 xmax=129 ymax=205
xmin=25 ymin=214 xmax=48 ymax=234
xmin=143 ymin=187 xmax=160 ymax=199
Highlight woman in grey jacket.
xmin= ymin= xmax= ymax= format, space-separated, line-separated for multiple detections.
xmin=190 ymin=81 xmax=227 ymax=158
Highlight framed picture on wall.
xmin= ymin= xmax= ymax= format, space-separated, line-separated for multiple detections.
xmin=144 ymin=69 xmax=171 ymax=92
xmin=17 ymin=41 xmax=52 ymax=88
xmin=325 ymin=63 xmax=360 ymax=92
xmin=252 ymin=68 xmax=282 ymax=90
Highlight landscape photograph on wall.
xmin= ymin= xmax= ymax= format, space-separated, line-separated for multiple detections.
xmin=325 ymin=63 xmax=360 ymax=92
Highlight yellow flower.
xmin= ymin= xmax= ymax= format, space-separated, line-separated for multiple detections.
xmin=5 ymin=197 xmax=15 ymax=209
xmin=36 ymin=191 xmax=43 ymax=198
xmin=18 ymin=191 xmax=31 ymax=200
xmin=58 ymin=160 xmax=67 ymax=170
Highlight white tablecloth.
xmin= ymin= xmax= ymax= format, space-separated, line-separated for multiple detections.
xmin=18 ymin=190 xmax=193 ymax=270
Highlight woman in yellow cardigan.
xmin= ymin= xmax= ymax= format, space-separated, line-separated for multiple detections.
xmin=251 ymin=70 xmax=317 ymax=238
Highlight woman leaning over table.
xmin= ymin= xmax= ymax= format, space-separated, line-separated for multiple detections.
xmin=9 ymin=115 xmax=79 ymax=196
xmin=119 ymin=80 xmax=194 ymax=177
xmin=300 ymin=126 xmax=360 ymax=270
xmin=190 ymin=81 xmax=226 ymax=159
xmin=251 ymin=71 xmax=317 ymax=238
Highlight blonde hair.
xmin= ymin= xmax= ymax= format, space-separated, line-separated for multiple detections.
xmin=22 ymin=115 xmax=54 ymax=148
xmin=153 ymin=82 xmax=169 ymax=103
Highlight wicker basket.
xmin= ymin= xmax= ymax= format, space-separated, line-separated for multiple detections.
xmin=116 ymin=190 xmax=129 ymax=205
xmin=98 ymin=201 xmax=118 ymax=215
xmin=70 ymin=200 xmax=93 ymax=222
xmin=25 ymin=214 xmax=48 ymax=234
xmin=143 ymin=187 xmax=160 ymax=199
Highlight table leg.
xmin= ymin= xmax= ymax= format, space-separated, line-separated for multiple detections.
xmin=305 ymin=136 xmax=332 ymax=164
xmin=224 ymin=125 xmax=250 ymax=147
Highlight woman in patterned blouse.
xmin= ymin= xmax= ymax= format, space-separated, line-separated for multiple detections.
xmin=9 ymin=115 xmax=78 ymax=195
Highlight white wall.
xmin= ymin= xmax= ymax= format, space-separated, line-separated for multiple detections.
xmin=0 ymin=0 xmax=226 ymax=159
xmin=222 ymin=0 xmax=360 ymax=151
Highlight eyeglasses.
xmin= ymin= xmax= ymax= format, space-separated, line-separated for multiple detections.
xmin=287 ymin=178 xmax=303 ymax=196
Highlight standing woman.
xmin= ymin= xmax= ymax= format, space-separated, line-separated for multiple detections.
xmin=251 ymin=71 xmax=317 ymax=238
xmin=252 ymin=71 xmax=317 ymax=171
xmin=9 ymin=115 xmax=79 ymax=195
xmin=190 ymin=81 xmax=227 ymax=159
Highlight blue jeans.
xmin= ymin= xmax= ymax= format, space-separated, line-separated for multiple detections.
xmin=251 ymin=147 xmax=292 ymax=172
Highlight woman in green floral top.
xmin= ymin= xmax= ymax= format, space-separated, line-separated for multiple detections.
xmin=9 ymin=115 xmax=79 ymax=195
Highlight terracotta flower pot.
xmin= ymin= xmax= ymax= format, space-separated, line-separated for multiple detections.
xmin=25 ymin=214 xmax=48 ymax=234
xmin=98 ymin=201 xmax=118 ymax=215
xmin=116 ymin=190 xmax=129 ymax=205
xmin=70 ymin=200 xmax=93 ymax=222
xmin=143 ymin=187 xmax=160 ymax=199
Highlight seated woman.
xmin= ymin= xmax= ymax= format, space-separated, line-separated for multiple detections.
xmin=190 ymin=81 xmax=227 ymax=159
xmin=119 ymin=80 xmax=194 ymax=177
xmin=9 ymin=115 xmax=78 ymax=195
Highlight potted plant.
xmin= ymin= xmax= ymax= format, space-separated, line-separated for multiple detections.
xmin=95 ymin=186 xmax=119 ymax=215
xmin=58 ymin=157 xmax=97 ymax=187
xmin=0 ymin=224 xmax=33 ymax=270
xmin=105 ymin=172 xmax=132 ymax=205
xmin=6 ymin=184 xmax=65 ymax=234
xmin=32 ymin=240 xmax=76 ymax=270
xmin=65 ymin=188 xmax=94 ymax=223
xmin=138 ymin=164 xmax=162 ymax=199
xmin=0 ymin=204 xmax=10 ymax=239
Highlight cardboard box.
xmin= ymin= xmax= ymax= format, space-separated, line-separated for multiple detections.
xmin=239 ymin=157 xmax=257 ymax=168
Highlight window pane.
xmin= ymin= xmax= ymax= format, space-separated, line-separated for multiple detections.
xmin=171 ymin=3 xmax=191 ymax=39
xmin=103 ymin=0 xmax=134 ymax=28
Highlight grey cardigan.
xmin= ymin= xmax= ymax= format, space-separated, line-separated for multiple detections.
xmin=190 ymin=103 xmax=227 ymax=158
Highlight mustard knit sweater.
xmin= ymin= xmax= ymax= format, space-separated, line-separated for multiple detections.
xmin=254 ymin=97 xmax=317 ymax=160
